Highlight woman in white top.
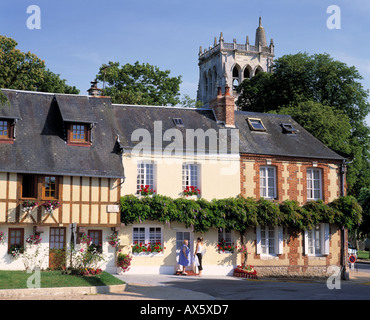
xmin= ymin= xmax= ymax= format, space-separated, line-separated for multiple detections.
xmin=194 ymin=237 xmax=204 ymax=276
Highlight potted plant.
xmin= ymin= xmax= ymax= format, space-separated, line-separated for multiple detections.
xmin=0 ymin=232 xmax=6 ymax=245
xmin=138 ymin=185 xmax=155 ymax=196
xmin=217 ymin=239 xmax=236 ymax=253
xmin=9 ymin=244 xmax=24 ymax=259
xmin=117 ymin=250 xmax=132 ymax=274
xmin=26 ymin=234 xmax=42 ymax=245
xmin=80 ymin=233 xmax=92 ymax=245
xmin=42 ymin=200 xmax=60 ymax=214
xmin=22 ymin=200 xmax=38 ymax=213
xmin=107 ymin=232 xmax=120 ymax=248
xmin=182 ymin=186 xmax=200 ymax=199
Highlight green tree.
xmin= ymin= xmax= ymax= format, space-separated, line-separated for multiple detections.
xmin=96 ymin=61 xmax=182 ymax=106
xmin=236 ymin=52 xmax=370 ymax=196
xmin=0 ymin=35 xmax=79 ymax=102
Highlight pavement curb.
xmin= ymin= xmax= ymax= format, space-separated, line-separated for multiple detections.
xmin=0 ymin=284 xmax=127 ymax=299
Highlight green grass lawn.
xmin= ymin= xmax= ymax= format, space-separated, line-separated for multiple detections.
xmin=0 ymin=270 xmax=124 ymax=290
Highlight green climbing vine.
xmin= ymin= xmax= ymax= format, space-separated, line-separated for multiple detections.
xmin=120 ymin=195 xmax=362 ymax=233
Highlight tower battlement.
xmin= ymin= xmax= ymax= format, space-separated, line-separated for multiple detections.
xmin=197 ymin=17 xmax=275 ymax=108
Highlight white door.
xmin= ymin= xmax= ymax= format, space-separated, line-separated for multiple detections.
xmin=176 ymin=230 xmax=193 ymax=271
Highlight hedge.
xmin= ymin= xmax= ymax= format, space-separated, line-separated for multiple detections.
xmin=120 ymin=195 xmax=362 ymax=233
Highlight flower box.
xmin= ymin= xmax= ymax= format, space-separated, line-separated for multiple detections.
xmin=233 ymin=265 xmax=258 ymax=279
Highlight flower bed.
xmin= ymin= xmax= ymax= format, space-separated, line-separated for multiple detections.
xmin=233 ymin=265 xmax=258 ymax=279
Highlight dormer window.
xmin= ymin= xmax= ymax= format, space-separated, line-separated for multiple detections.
xmin=0 ymin=120 xmax=9 ymax=138
xmin=0 ymin=118 xmax=15 ymax=143
xmin=247 ymin=118 xmax=266 ymax=132
xmin=281 ymin=123 xmax=297 ymax=134
xmin=67 ymin=123 xmax=91 ymax=146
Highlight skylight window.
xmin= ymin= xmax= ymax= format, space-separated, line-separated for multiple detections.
xmin=281 ymin=123 xmax=297 ymax=134
xmin=247 ymin=118 xmax=266 ymax=132
xmin=173 ymin=118 xmax=184 ymax=127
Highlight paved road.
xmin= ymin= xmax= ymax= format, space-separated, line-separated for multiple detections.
xmin=116 ymin=272 xmax=370 ymax=300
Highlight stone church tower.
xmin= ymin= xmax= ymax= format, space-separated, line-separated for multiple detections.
xmin=197 ymin=17 xmax=274 ymax=107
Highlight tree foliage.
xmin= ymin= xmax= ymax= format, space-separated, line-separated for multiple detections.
xmin=0 ymin=35 xmax=79 ymax=97
xmin=96 ymin=61 xmax=182 ymax=106
xmin=236 ymin=52 xmax=370 ymax=196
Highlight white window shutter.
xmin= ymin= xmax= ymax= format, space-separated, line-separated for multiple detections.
xmin=256 ymin=225 xmax=261 ymax=254
xmin=322 ymin=223 xmax=330 ymax=255
xmin=276 ymin=226 xmax=283 ymax=255
xmin=303 ymin=229 xmax=309 ymax=255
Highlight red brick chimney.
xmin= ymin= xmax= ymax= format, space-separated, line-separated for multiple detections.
xmin=209 ymin=85 xmax=235 ymax=127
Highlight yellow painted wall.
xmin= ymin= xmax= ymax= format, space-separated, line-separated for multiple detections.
xmin=122 ymin=153 xmax=241 ymax=200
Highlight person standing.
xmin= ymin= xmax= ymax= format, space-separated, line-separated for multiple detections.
xmin=179 ymin=239 xmax=190 ymax=275
xmin=194 ymin=237 xmax=204 ymax=276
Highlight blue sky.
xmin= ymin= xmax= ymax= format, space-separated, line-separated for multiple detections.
xmin=0 ymin=0 xmax=369 ymax=124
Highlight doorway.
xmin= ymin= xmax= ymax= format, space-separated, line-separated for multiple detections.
xmin=49 ymin=227 xmax=66 ymax=269
xmin=176 ymin=230 xmax=193 ymax=271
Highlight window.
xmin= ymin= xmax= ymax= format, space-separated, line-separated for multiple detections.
xmin=149 ymin=227 xmax=161 ymax=244
xmin=256 ymin=225 xmax=283 ymax=256
xmin=133 ymin=227 xmax=146 ymax=244
xmin=173 ymin=118 xmax=184 ymax=127
xmin=261 ymin=225 xmax=276 ymax=255
xmin=260 ymin=166 xmax=276 ymax=199
xmin=21 ymin=174 xmax=37 ymax=199
xmin=88 ymin=230 xmax=102 ymax=252
xmin=304 ymin=223 xmax=329 ymax=256
xmin=182 ymin=164 xmax=199 ymax=190
xmin=281 ymin=123 xmax=297 ymax=134
xmin=218 ymin=229 xmax=233 ymax=252
xmin=247 ymin=118 xmax=266 ymax=131
xmin=43 ymin=176 xmax=57 ymax=199
xmin=132 ymin=226 xmax=163 ymax=253
xmin=67 ymin=123 xmax=91 ymax=146
xmin=21 ymin=174 xmax=59 ymax=200
xmin=0 ymin=120 xmax=10 ymax=139
xmin=72 ymin=124 xmax=86 ymax=141
xmin=136 ymin=162 xmax=155 ymax=194
xmin=8 ymin=228 xmax=24 ymax=253
xmin=50 ymin=227 xmax=65 ymax=250
xmin=307 ymin=168 xmax=322 ymax=200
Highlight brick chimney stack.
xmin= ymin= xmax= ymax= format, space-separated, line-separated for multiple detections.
xmin=209 ymin=85 xmax=235 ymax=127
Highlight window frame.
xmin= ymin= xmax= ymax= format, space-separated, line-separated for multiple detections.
xmin=307 ymin=168 xmax=322 ymax=201
xmin=259 ymin=166 xmax=277 ymax=200
xmin=182 ymin=163 xmax=200 ymax=191
xmin=256 ymin=225 xmax=283 ymax=256
xmin=88 ymin=229 xmax=103 ymax=253
xmin=42 ymin=176 xmax=58 ymax=200
xmin=21 ymin=174 xmax=38 ymax=199
xmin=304 ymin=223 xmax=330 ymax=256
xmin=132 ymin=225 xmax=163 ymax=255
xmin=218 ymin=229 xmax=233 ymax=253
xmin=136 ymin=162 xmax=155 ymax=195
xmin=0 ymin=119 xmax=14 ymax=143
xmin=8 ymin=228 xmax=24 ymax=254
xmin=247 ymin=117 xmax=266 ymax=132
xmin=67 ymin=122 xmax=91 ymax=146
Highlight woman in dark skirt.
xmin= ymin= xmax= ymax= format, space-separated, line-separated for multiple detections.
xmin=194 ymin=237 xmax=204 ymax=276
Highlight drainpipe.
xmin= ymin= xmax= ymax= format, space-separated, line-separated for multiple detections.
xmin=340 ymin=160 xmax=349 ymax=280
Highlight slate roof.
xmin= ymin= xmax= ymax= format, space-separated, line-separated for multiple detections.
xmin=112 ymin=104 xmax=234 ymax=154
xmin=0 ymin=89 xmax=124 ymax=178
xmin=111 ymin=104 xmax=344 ymax=161
xmin=236 ymin=111 xmax=345 ymax=160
